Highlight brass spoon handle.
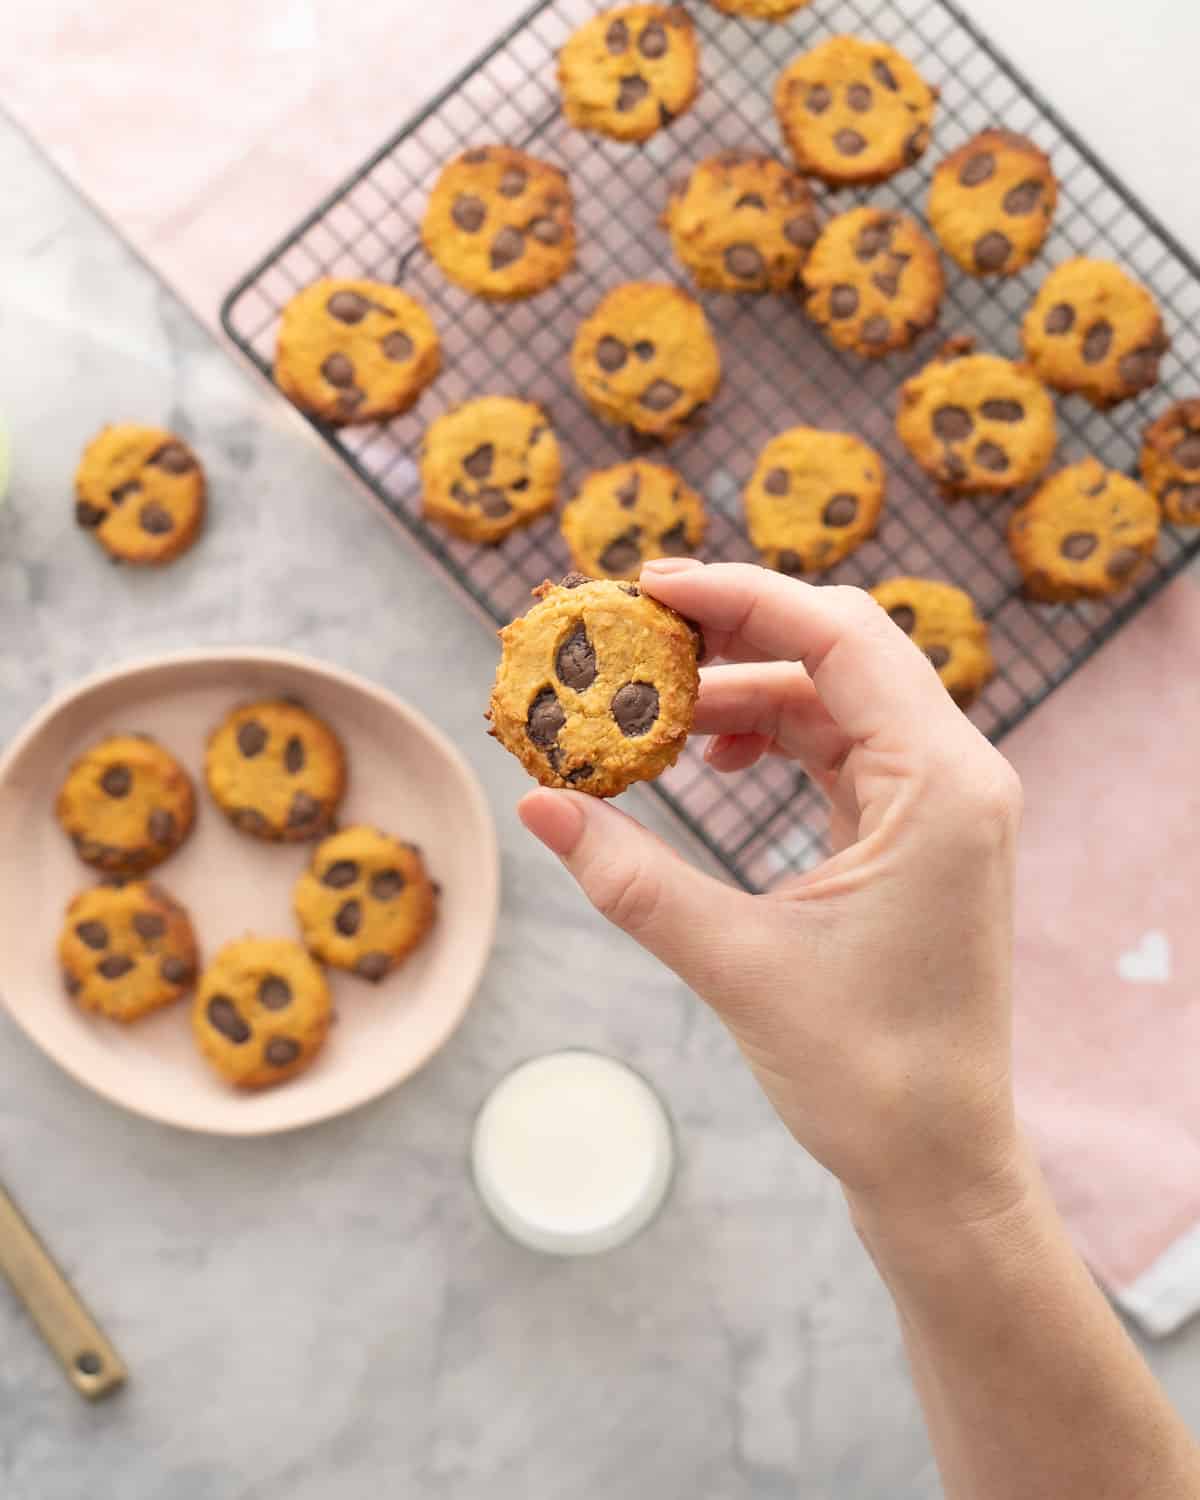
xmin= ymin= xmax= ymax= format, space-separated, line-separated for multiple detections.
xmin=0 ymin=1183 xmax=126 ymax=1400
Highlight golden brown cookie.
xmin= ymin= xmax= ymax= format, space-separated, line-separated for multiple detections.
xmin=571 ymin=282 xmax=721 ymax=441
xmin=896 ymin=339 xmax=1058 ymax=495
xmin=205 ymin=701 xmax=346 ymax=842
xmin=274 ymin=278 xmax=441 ymax=425
xmin=75 ymin=425 xmax=204 ymax=565
xmin=663 ymin=152 xmax=821 ymax=293
xmin=193 ymin=937 xmax=332 ymax=1090
xmin=744 ymin=428 xmax=884 ymax=575
xmin=560 ymin=461 xmax=707 ymax=579
xmin=707 ymin=0 xmax=810 ymax=15
xmin=59 ymin=881 xmax=198 ymax=1022
xmin=488 ymin=574 xmax=701 ymax=797
xmin=57 ymin=735 xmax=195 ymax=876
xmin=801 ymin=207 xmax=943 ymax=356
xmin=774 ymin=36 xmax=937 ymax=186
xmin=1022 ymin=258 xmax=1168 ymax=408
xmin=558 ymin=5 xmax=699 ymax=143
xmin=421 ymin=147 xmax=575 ymax=301
xmin=928 ymin=129 xmax=1057 ymax=277
xmin=293 ymin=827 xmax=436 ymax=982
xmin=870 ymin=578 xmax=995 ymax=708
xmin=420 ymin=397 xmax=561 ymax=544
xmin=1008 ymin=460 xmax=1160 ymax=603
xmin=1141 ymin=399 xmax=1200 ymax=526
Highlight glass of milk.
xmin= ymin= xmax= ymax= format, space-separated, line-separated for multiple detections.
xmin=470 ymin=1050 xmax=676 ymax=1256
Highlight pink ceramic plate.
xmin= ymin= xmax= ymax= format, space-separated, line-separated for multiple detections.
xmin=0 ymin=649 xmax=499 ymax=1135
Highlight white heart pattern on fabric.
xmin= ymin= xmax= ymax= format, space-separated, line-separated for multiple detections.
xmin=1117 ymin=930 xmax=1172 ymax=985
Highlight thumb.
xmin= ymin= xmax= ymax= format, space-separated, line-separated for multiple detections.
xmin=518 ymin=788 xmax=759 ymax=1000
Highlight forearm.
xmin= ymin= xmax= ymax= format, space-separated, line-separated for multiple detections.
xmin=850 ymin=1142 xmax=1200 ymax=1500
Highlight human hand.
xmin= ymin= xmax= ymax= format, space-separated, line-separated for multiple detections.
xmin=519 ymin=560 xmax=1025 ymax=1232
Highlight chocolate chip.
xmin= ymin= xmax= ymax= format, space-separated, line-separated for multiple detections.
xmin=860 ymin=315 xmax=891 ymax=345
xmin=499 ymin=168 xmax=527 ymax=198
xmin=724 ymin=243 xmax=765 ymax=280
xmin=615 ymin=472 xmax=640 ymax=508
xmin=659 ymin=102 xmax=675 ymax=128
xmin=237 ymin=720 xmax=267 ymax=757
xmin=784 ymin=214 xmax=819 ymax=248
xmin=596 ymin=336 xmax=628 ymax=373
xmin=1118 ymin=348 xmax=1160 ymax=390
xmin=1060 ymin=531 xmax=1098 ymax=561
xmin=1106 ymin=546 xmax=1143 ymax=582
xmin=823 ymin=494 xmax=859 ymax=526
xmin=98 ymin=955 xmax=134 ymax=980
xmin=617 ymin=76 xmax=650 ymax=112
xmin=462 ymin=148 xmax=489 ymax=164
xmin=889 ymin=605 xmax=916 ymax=634
xmin=1175 ymin=435 xmax=1200 ymax=470
xmin=382 ymin=331 xmax=413 ymax=362
xmin=452 ymin=194 xmax=487 ymax=232
xmin=846 ymin=83 xmax=873 ymax=112
xmin=152 ymin=443 xmax=194 ymax=474
xmin=527 ymin=687 xmax=566 ymax=749
xmin=265 ymin=1037 xmax=300 ymax=1067
xmin=100 ymin=765 xmax=132 ymax=798
xmin=981 ymin=399 xmax=1024 ymax=422
xmin=932 ymin=405 xmax=973 ymax=442
xmin=974 ymin=232 xmax=1012 ymax=272
xmin=621 ymin=584 xmax=641 ymax=597
xmin=1003 ymin=179 xmax=1043 ymax=215
xmin=639 ymin=21 xmax=667 ymax=57
xmin=76 ymin=501 xmax=105 ymax=528
xmin=321 ymin=352 xmax=356 ymax=387
xmin=490 ymin=227 xmax=524 ymax=270
xmin=1167 ymin=483 xmax=1200 ymax=517
xmin=148 ymin=808 xmax=176 ymax=844
xmin=565 ymin=765 xmax=594 ymax=785
xmin=1045 ymin=303 xmax=1075 ymax=335
xmin=659 ymin=520 xmax=689 ymax=555
xmin=764 ymin=467 xmax=789 ymax=496
xmin=355 ymin=953 xmax=392 ymax=982
xmin=829 ymin=284 xmax=859 ymax=319
xmin=232 ymin=808 xmax=270 ymax=836
xmin=460 ymin=443 xmax=495 ymax=482
xmin=561 ymin=573 xmax=590 ymax=589
xmin=600 ymin=529 xmax=643 ymax=574
xmin=63 ymin=971 xmax=81 ymax=996
xmin=1082 ymin=321 xmax=1114 ymax=364
xmin=640 ymin=380 xmax=682 ymax=412
xmin=633 ymin=340 xmax=655 ymax=362
xmin=943 ymin=452 xmax=968 ymax=483
xmin=974 ymin=441 xmax=1009 ymax=472
xmin=335 ymin=899 xmax=362 ymax=936
xmin=776 ymin=549 xmax=804 ymax=575
xmin=76 ymin=921 xmax=109 ymax=950
xmin=284 ymin=736 xmax=305 ymax=774
xmin=476 ymin=488 xmax=512 ymax=518
xmin=529 ymin=217 xmax=563 ymax=245
xmin=556 ymin=623 xmax=598 ymax=691
xmin=288 ymin=792 xmax=322 ymax=830
xmin=133 ymin=911 xmax=166 ymax=941
xmin=855 ymin=222 xmax=890 ymax=261
xmin=872 ymin=59 xmax=899 ymax=91
xmin=736 ymin=192 xmax=766 ymax=211
xmin=161 ymin=956 xmax=192 ymax=985
xmin=110 ymin=481 xmax=140 ymax=505
xmin=327 ymin=290 xmax=369 ymax=323
xmin=370 ymin=869 xmax=406 ymax=900
xmin=959 ymin=152 xmax=996 ymax=187
xmin=926 ymin=645 xmax=951 ymax=670
xmin=606 ymin=18 xmax=629 ymax=52
xmin=611 ymin=681 xmax=660 ymax=737
xmin=139 ymin=502 xmax=174 ymax=535
xmin=904 ymin=128 xmax=928 ymax=164
xmin=259 ymin=975 xmax=292 ymax=1011
xmin=806 ymin=84 xmax=832 ymax=114
xmin=834 ymin=129 xmax=867 ymax=157
xmin=869 ymin=272 xmax=900 ymax=299
xmin=323 ymin=859 xmax=359 ymax=888
xmin=207 ymin=996 xmax=250 ymax=1042
xmin=337 ymin=389 xmax=365 ymax=417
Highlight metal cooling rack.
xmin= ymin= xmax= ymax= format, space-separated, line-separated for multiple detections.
xmin=221 ymin=0 xmax=1200 ymax=892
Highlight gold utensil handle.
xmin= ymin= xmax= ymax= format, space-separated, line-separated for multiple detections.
xmin=0 ymin=1183 xmax=126 ymax=1400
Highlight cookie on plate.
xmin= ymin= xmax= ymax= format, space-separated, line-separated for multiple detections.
xmin=560 ymin=460 xmax=707 ymax=579
xmin=896 ymin=339 xmax=1058 ymax=495
xmin=488 ymin=573 xmax=701 ymax=797
xmin=59 ymin=881 xmax=198 ymax=1022
xmin=420 ymin=397 xmax=561 ymax=544
xmin=571 ymin=282 xmax=721 ymax=441
xmin=774 ymin=36 xmax=937 ymax=186
xmin=870 ymin=577 xmax=995 ymax=708
xmin=663 ymin=152 xmax=821 ymax=293
xmin=57 ymin=734 xmax=195 ymax=876
xmin=1008 ymin=459 xmax=1160 ymax=603
xmin=205 ymin=700 xmax=346 ymax=842
xmin=1022 ymin=258 xmax=1168 ymax=408
xmin=75 ymin=425 xmax=205 ymax=566
xmin=928 ymin=129 xmax=1057 ymax=277
xmin=744 ymin=428 xmax=884 ymax=575
xmin=274 ymin=278 xmax=441 ymax=425
xmin=1141 ymin=399 xmax=1200 ymax=526
xmin=707 ymin=0 xmax=810 ymax=15
xmin=558 ymin=5 xmax=699 ymax=143
xmin=193 ymin=937 xmax=332 ymax=1090
xmin=421 ymin=146 xmax=575 ymax=301
xmin=801 ymin=207 xmax=943 ymax=357
xmin=293 ymin=827 xmax=436 ymax=982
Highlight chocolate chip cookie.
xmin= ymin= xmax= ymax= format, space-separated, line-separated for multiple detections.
xmin=896 ymin=339 xmax=1058 ymax=495
xmin=420 ymin=397 xmax=561 ymax=544
xmin=707 ymin=0 xmax=810 ymax=15
xmin=774 ymin=36 xmax=937 ymax=186
xmin=422 ymin=146 xmax=575 ymax=301
xmin=801 ymin=207 xmax=943 ymax=357
xmin=57 ymin=734 xmax=196 ymax=876
xmin=663 ymin=152 xmax=821 ymax=293
xmin=870 ymin=577 xmax=995 ymax=709
xmin=1022 ymin=258 xmax=1169 ymax=408
xmin=488 ymin=574 xmax=701 ymax=797
xmin=293 ymin=827 xmax=436 ymax=982
xmin=75 ymin=425 xmax=205 ymax=565
xmin=928 ymin=129 xmax=1058 ymax=277
xmin=274 ymin=278 xmax=441 ymax=425
xmin=60 ymin=881 xmax=198 ymax=1022
xmin=1141 ymin=399 xmax=1200 ymax=526
xmin=571 ymin=282 xmax=721 ymax=442
xmin=193 ymin=937 xmax=332 ymax=1090
xmin=744 ymin=428 xmax=885 ymax=575
xmin=558 ymin=5 xmax=699 ymax=143
xmin=205 ymin=701 xmax=346 ymax=842
xmin=1008 ymin=460 xmax=1160 ymax=603
xmin=560 ymin=460 xmax=707 ymax=579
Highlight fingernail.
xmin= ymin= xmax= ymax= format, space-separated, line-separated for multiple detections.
xmin=703 ymin=734 xmax=733 ymax=764
xmin=517 ymin=789 xmax=587 ymax=858
xmin=641 ymin=556 xmax=705 ymax=577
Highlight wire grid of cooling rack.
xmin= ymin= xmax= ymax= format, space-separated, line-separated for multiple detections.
xmin=222 ymin=0 xmax=1200 ymax=893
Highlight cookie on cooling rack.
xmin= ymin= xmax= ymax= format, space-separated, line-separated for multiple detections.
xmin=420 ymin=397 xmax=561 ymax=544
xmin=75 ymin=425 xmax=205 ymax=565
xmin=1141 ymin=399 xmax=1200 ymax=526
xmin=928 ymin=129 xmax=1058 ymax=277
xmin=870 ymin=577 xmax=995 ymax=709
xmin=707 ymin=0 xmax=811 ymax=16
xmin=558 ymin=5 xmax=699 ymax=143
xmin=560 ymin=460 xmax=707 ymax=579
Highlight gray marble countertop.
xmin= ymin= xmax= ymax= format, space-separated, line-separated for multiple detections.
xmin=2 ymin=103 xmax=1200 ymax=1500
